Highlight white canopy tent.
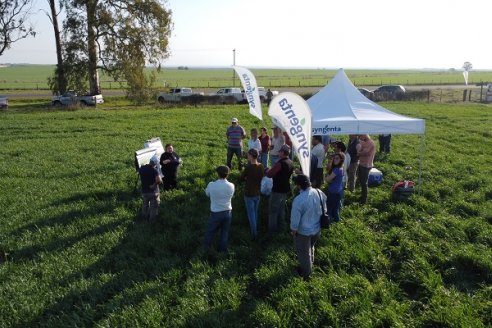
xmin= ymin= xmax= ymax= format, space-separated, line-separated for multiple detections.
xmin=309 ymin=69 xmax=425 ymax=135
xmin=307 ymin=68 xmax=426 ymax=190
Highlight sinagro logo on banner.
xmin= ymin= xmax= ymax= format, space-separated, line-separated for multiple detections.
xmin=242 ymin=74 xmax=257 ymax=109
xmin=312 ymin=125 xmax=342 ymax=135
xmin=277 ymin=97 xmax=309 ymax=158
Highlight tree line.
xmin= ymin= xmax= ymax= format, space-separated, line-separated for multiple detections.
xmin=0 ymin=0 xmax=173 ymax=103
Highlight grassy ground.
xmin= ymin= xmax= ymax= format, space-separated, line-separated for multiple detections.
xmin=1 ymin=65 xmax=492 ymax=90
xmin=0 ymin=101 xmax=491 ymax=327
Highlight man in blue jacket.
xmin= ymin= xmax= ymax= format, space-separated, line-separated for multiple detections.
xmin=290 ymin=174 xmax=326 ymax=280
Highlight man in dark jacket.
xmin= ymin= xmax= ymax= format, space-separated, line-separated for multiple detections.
xmin=266 ymin=144 xmax=293 ymax=233
xmin=160 ymin=143 xmax=182 ymax=190
xmin=139 ymin=160 xmax=162 ymax=222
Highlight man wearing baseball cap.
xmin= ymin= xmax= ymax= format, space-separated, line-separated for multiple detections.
xmin=226 ymin=118 xmax=246 ymax=170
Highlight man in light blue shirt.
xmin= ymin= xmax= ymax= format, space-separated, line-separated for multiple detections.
xmin=290 ymin=174 xmax=326 ymax=280
xmin=204 ymin=166 xmax=235 ymax=252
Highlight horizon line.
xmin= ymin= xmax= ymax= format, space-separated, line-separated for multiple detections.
xmin=1 ymin=63 xmax=492 ymax=71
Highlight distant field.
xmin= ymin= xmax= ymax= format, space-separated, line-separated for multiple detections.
xmin=1 ymin=64 xmax=492 ymax=90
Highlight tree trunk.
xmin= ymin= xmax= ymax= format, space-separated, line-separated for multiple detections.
xmin=48 ymin=0 xmax=67 ymax=94
xmin=86 ymin=0 xmax=100 ymax=95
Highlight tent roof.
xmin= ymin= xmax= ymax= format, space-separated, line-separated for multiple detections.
xmin=308 ymin=69 xmax=425 ymax=135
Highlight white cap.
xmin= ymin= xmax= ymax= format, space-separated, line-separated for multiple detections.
xmin=231 ymin=117 xmax=238 ymax=123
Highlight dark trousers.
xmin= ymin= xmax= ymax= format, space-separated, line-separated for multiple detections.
xmin=268 ymin=192 xmax=287 ymax=232
xmin=358 ymin=166 xmax=371 ymax=204
xmin=347 ymin=162 xmax=358 ymax=192
xmin=326 ymin=191 xmax=342 ymax=222
xmin=163 ymin=176 xmax=177 ymax=190
xmin=226 ymin=147 xmax=243 ymax=170
xmin=378 ymin=135 xmax=391 ymax=153
xmin=203 ymin=210 xmax=232 ymax=252
xmin=311 ymin=168 xmax=324 ymax=188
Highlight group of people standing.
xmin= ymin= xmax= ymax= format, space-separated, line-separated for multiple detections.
xmin=203 ymin=118 xmax=378 ymax=279
xmin=139 ymin=117 xmax=378 ymax=280
xmin=224 ymin=117 xmax=294 ymax=237
xmin=225 ymin=117 xmax=290 ymax=170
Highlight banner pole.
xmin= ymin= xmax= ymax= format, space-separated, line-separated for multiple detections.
xmin=417 ymin=134 xmax=425 ymax=195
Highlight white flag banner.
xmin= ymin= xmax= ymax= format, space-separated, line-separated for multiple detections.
xmin=232 ymin=66 xmax=262 ymax=120
xmin=268 ymin=92 xmax=312 ymax=178
xmin=463 ymin=71 xmax=469 ymax=86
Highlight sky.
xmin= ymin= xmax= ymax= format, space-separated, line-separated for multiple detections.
xmin=1 ymin=0 xmax=491 ymax=69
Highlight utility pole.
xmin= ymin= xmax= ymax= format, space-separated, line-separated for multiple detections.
xmin=232 ymin=49 xmax=236 ymax=87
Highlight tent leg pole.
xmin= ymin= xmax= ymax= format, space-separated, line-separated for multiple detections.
xmin=417 ymin=134 xmax=425 ymax=195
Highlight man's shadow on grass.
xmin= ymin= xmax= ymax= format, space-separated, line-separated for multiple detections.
xmin=11 ymin=180 xmax=215 ymax=326
xmin=6 ymin=189 xmax=137 ymax=259
xmin=14 ymin=187 xmax=301 ymax=327
xmin=8 ymin=159 xmax=301 ymax=327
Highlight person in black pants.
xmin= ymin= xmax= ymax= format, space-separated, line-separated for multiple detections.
xmin=378 ymin=134 xmax=391 ymax=153
xmin=160 ymin=143 xmax=182 ymax=190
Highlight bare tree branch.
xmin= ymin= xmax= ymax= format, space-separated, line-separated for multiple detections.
xmin=0 ymin=0 xmax=36 ymax=56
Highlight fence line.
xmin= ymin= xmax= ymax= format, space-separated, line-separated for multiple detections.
xmin=0 ymin=78 xmax=489 ymax=91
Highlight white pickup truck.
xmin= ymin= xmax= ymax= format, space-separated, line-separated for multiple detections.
xmin=52 ymin=91 xmax=104 ymax=107
xmin=0 ymin=96 xmax=8 ymax=109
xmin=157 ymin=88 xmax=203 ymax=103
xmin=212 ymin=87 xmax=245 ymax=104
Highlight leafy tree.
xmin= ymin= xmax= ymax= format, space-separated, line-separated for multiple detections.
xmin=0 ymin=0 xmax=35 ymax=56
xmin=62 ymin=0 xmax=173 ymax=100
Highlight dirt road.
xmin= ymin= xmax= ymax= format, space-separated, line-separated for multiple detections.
xmin=2 ymin=84 xmax=482 ymax=100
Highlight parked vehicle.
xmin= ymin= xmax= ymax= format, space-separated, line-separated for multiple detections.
xmin=373 ymin=85 xmax=406 ymax=100
xmin=52 ymin=91 xmax=104 ymax=107
xmin=212 ymin=87 xmax=245 ymax=104
xmin=0 ymin=96 xmax=8 ymax=109
xmin=157 ymin=88 xmax=203 ymax=103
xmin=241 ymin=87 xmax=279 ymax=103
xmin=357 ymin=88 xmax=373 ymax=99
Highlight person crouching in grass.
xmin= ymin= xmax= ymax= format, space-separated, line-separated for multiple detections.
xmin=290 ymin=174 xmax=325 ymax=280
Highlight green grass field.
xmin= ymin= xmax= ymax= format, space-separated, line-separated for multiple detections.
xmin=0 ymin=101 xmax=491 ymax=327
xmin=1 ymin=65 xmax=492 ymax=90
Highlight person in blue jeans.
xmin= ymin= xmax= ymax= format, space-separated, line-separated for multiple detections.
xmin=324 ymin=153 xmax=345 ymax=223
xmin=204 ymin=166 xmax=235 ymax=252
xmin=240 ymin=149 xmax=264 ymax=239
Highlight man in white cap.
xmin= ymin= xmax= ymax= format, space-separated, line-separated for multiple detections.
xmin=226 ymin=117 xmax=246 ymax=170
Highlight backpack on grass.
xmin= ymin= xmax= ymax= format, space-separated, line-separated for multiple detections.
xmin=392 ymin=180 xmax=415 ymax=201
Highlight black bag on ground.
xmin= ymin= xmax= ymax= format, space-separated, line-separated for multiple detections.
xmin=316 ymin=189 xmax=330 ymax=228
